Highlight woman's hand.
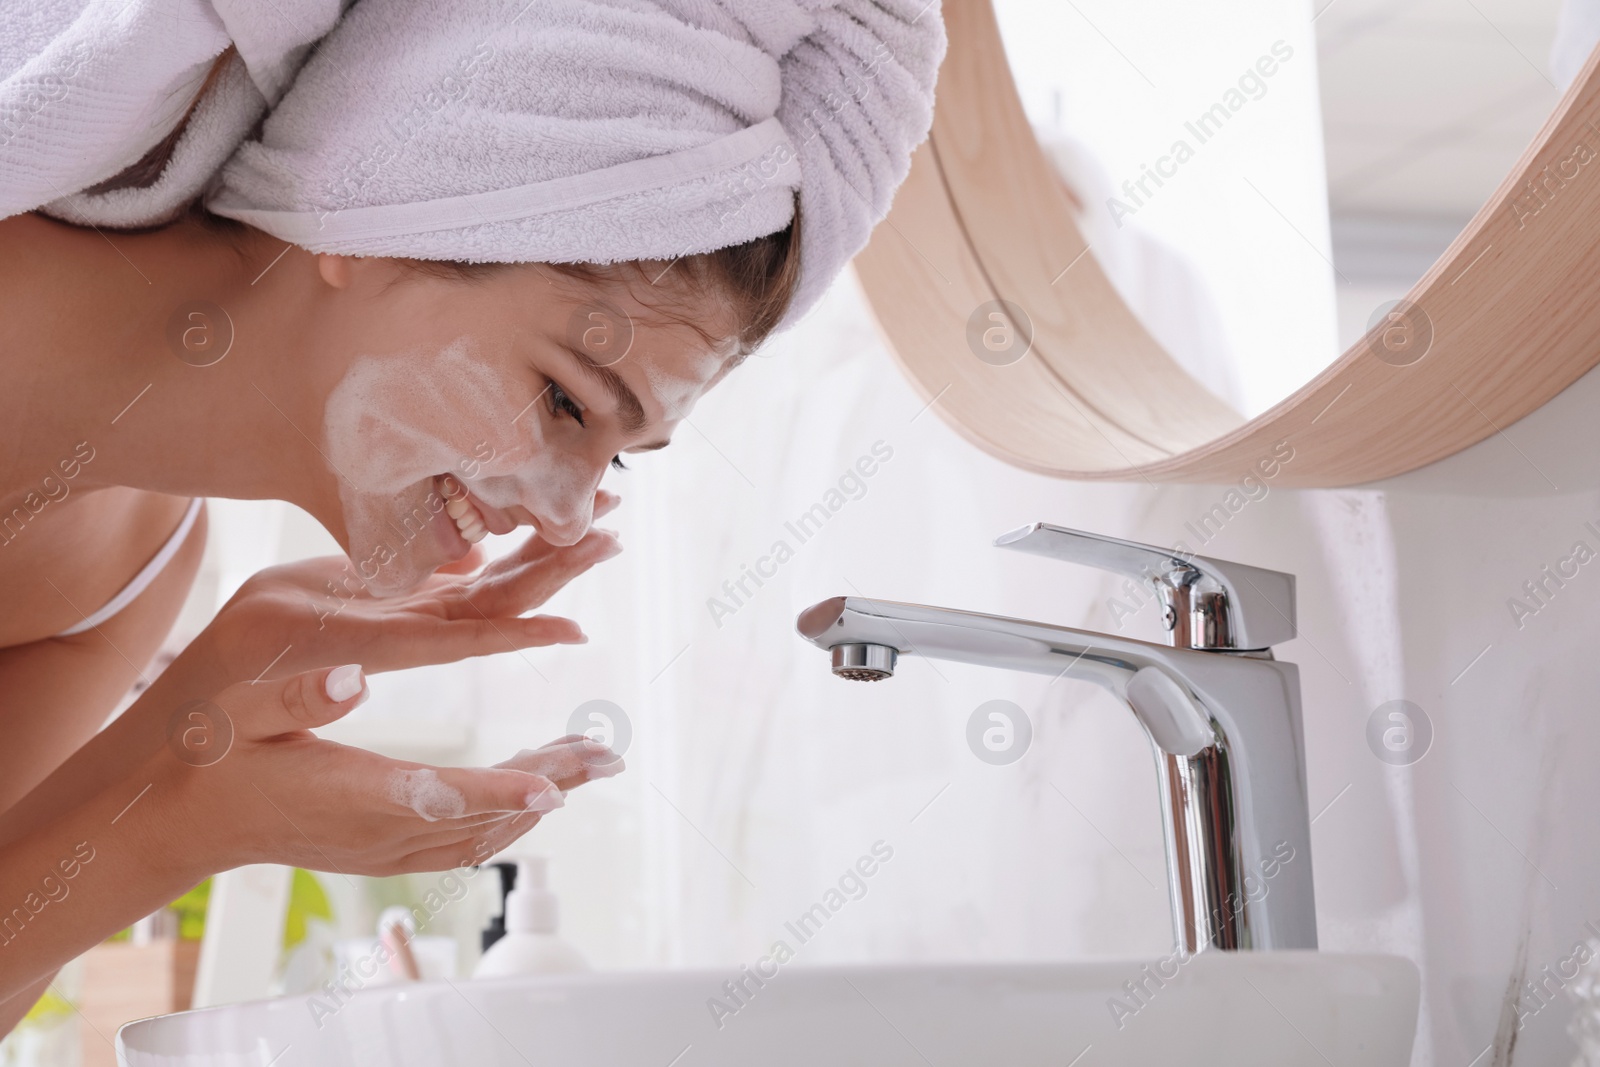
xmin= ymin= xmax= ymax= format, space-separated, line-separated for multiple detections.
xmin=194 ymin=490 xmax=623 ymax=690
xmin=162 ymin=664 xmax=622 ymax=878
xmin=0 ymin=662 xmax=622 ymax=1008
xmin=0 ymin=492 xmax=625 ymax=858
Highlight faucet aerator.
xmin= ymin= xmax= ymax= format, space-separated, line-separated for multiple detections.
xmin=831 ymin=643 xmax=897 ymax=681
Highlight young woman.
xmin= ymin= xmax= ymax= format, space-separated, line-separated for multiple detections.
xmin=0 ymin=0 xmax=942 ymax=1030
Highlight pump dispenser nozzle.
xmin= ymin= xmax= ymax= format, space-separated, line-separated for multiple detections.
xmin=473 ymin=855 xmax=589 ymax=978
xmin=506 ymin=858 xmax=558 ymax=934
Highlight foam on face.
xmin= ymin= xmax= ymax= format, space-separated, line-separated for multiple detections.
xmin=320 ymin=332 xmax=729 ymax=592
xmin=387 ymin=768 xmax=467 ymax=822
xmin=641 ymin=346 xmax=725 ymax=418
xmin=322 ymin=336 xmax=593 ymax=591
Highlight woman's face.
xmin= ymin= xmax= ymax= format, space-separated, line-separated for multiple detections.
xmin=313 ymin=261 xmax=736 ymax=594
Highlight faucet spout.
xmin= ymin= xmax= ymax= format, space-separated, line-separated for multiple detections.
xmin=796 ymin=595 xmax=1317 ymax=953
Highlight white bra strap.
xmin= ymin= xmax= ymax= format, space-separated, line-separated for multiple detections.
xmin=57 ymin=497 xmax=204 ymax=637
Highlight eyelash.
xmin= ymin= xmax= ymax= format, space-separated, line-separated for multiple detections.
xmin=549 ymin=380 xmax=585 ymax=425
xmin=547 ymin=380 xmax=628 ymax=471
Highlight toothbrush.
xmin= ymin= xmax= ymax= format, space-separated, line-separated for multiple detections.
xmin=381 ymin=919 xmax=422 ymax=981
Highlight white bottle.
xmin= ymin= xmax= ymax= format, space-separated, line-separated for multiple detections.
xmin=473 ymin=857 xmax=589 ymax=978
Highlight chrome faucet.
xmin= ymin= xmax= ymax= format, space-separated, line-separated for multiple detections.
xmin=795 ymin=523 xmax=1317 ymax=954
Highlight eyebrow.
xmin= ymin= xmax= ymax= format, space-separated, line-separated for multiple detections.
xmin=564 ymin=345 xmax=648 ymax=436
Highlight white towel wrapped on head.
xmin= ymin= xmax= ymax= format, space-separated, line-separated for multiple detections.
xmin=0 ymin=0 xmax=341 ymax=226
xmin=207 ymin=0 xmax=946 ymax=331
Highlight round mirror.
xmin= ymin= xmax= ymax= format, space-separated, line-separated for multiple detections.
xmin=854 ymin=0 xmax=1600 ymax=485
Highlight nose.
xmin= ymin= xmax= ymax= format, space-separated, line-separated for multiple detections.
xmin=535 ymin=511 xmax=592 ymax=546
xmin=525 ymin=467 xmax=601 ymax=546
xmin=529 ymin=496 xmax=594 ymax=545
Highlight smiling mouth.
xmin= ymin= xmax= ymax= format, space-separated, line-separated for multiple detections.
xmin=436 ymin=475 xmax=517 ymax=543
xmin=445 ymin=489 xmax=487 ymax=543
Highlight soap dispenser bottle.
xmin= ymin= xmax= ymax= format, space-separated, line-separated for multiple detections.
xmin=473 ymin=857 xmax=589 ymax=977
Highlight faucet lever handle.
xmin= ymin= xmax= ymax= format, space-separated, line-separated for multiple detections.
xmin=994 ymin=523 xmax=1296 ymax=651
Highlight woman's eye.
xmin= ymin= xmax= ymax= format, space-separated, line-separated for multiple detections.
xmin=549 ymin=380 xmax=628 ymax=473
xmin=549 ymin=381 xmax=586 ymax=426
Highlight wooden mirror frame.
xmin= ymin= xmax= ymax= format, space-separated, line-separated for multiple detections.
xmin=855 ymin=0 xmax=1600 ymax=486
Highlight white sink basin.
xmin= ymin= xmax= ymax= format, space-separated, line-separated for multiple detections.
xmin=118 ymin=952 xmax=1418 ymax=1066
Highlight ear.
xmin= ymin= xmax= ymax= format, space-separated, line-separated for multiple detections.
xmin=316 ymin=254 xmax=356 ymax=290
xmin=315 ymin=254 xmax=406 ymax=292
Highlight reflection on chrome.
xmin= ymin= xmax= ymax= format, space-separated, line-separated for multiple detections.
xmin=796 ymin=523 xmax=1316 ymax=953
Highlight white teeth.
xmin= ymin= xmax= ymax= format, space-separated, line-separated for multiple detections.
xmin=444 ymin=486 xmax=488 ymax=543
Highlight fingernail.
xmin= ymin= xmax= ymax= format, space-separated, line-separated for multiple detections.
xmin=563 ymin=632 xmax=590 ymax=645
xmin=577 ymin=738 xmax=609 ymax=753
xmin=325 ymin=664 xmax=365 ymax=702
xmin=587 ymin=757 xmax=626 ymax=779
xmin=524 ymin=785 xmax=565 ymax=812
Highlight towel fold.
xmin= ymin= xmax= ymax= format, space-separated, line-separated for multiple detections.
xmin=0 ymin=0 xmax=342 ymax=227
xmin=207 ymin=0 xmax=945 ymax=330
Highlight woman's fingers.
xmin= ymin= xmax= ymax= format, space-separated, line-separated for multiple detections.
xmin=175 ymin=673 xmax=614 ymax=879
xmin=435 ymin=543 xmax=488 ymax=576
xmin=403 ymin=808 xmax=543 ymax=853
xmin=404 ymin=738 xmax=623 ymax=847
xmin=592 ymin=489 xmax=621 ymax=523
xmin=345 ymin=613 xmax=586 ymax=676
xmin=398 ymin=822 xmax=539 ymax=873
xmin=212 ymin=664 xmax=370 ymax=739
xmin=432 ymin=613 xmax=588 ymax=665
xmin=400 ymin=741 xmax=622 ymax=832
xmin=495 ymin=737 xmax=624 ymax=790
xmin=396 ymin=797 xmax=554 ymax=870
xmin=386 ymin=766 xmax=565 ymax=820
xmin=493 ymin=525 xmax=620 ymax=583
xmin=463 ymin=529 xmax=621 ymax=619
xmin=534 ymin=733 xmax=588 ymax=748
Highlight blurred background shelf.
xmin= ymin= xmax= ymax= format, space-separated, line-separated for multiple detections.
xmin=79 ymin=940 xmax=199 ymax=1067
